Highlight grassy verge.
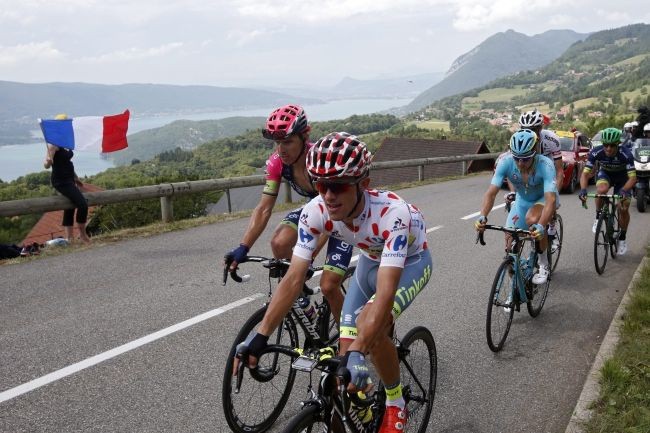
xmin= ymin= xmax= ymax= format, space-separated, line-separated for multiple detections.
xmin=585 ymin=251 xmax=650 ymax=432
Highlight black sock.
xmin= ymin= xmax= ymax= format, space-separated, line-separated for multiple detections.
xmin=619 ymin=230 xmax=626 ymax=240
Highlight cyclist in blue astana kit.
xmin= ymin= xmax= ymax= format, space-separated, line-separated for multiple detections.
xmin=224 ymin=104 xmax=353 ymax=321
xmin=234 ymin=132 xmax=432 ymax=433
xmin=475 ymin=129 xmax=557 ymax=284
xmin=578 ymin=127 xmax=636 ymax=255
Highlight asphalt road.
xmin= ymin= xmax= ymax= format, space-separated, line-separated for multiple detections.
xmin=1 ymin=174 xmax=649 ymax=433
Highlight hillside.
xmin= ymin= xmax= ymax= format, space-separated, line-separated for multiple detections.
xmin=111 ymin=116 xmax=265 ymax=166
xmin=405 ymin=29 xmax=588 ymax=112
xmin=413 ymin=23 xmax=650 ymax=136
xmin=0 ymin=81 xmax=320 ymax=145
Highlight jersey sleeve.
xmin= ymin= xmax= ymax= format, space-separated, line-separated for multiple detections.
xmin=263 ymin=152 xmax=282 ymax=196
xmin=622 ymin=148 xmax=637 ymax=176
xmin=490 ymin=154 xmax=509 ymax=187
xmin=584 ymin=148 xmax=598 ymax=174
xmin=378 ymin=203 xmax=412 ymax=268
xmin=542 ymin=130 xmax=562 ymax=160
xmin=293 ymin=198 xmax=326 ymax=262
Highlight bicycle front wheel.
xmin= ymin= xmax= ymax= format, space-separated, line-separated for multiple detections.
xmin=281 ymin=405 xmax=345 ymax=433
xmin=486 ymin=259 xmax=515 ymax=352
xmin=609 ymin=213 xmax=620 ymax=259
xmin=399 ymin=326 xmax=437 ymax=433
xmin=222 ymin=306 xmax=299 ymax=433
xmin=593 ymin=215 xmax=609 ymax=275
xmin=549 ymin=213 xmax=563 ymax=273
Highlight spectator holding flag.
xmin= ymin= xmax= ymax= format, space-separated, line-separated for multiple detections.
xmin=43 ymin=114 xmax=91 ymax=244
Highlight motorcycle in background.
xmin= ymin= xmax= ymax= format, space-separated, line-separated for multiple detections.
xmin=632 ymin=138 xmax=650 ymax=212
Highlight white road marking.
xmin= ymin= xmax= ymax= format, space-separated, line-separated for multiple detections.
xmin=426 ymin=225 xmax=443 ymax=233
xmin=0 ymin=294 xmax=265 ymax=404
xmin=461 ymin=203 xmax=506 ymax=220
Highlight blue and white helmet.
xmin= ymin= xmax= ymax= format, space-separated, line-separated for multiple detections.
xmin=509 ymin=129 xmax=537 ymax=158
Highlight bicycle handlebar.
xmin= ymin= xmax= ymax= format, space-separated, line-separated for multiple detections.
xmin=476 ymin=224 xmax=533 ymax=246
xmin=222 ymin=255 xmax=275 ymax=285
xmin=581 ymin=193 xmax=622 ymax=210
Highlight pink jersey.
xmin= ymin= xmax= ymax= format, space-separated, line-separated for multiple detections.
xmin=263 ymin=143 xmax=315 ymax=197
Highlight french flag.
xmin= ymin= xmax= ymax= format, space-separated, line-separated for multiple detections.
xmin=39 ymin=110 xmax=130 ymax=153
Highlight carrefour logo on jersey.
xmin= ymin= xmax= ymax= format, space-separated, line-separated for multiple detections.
xmin=299 ymin=228 xmax=314 ymax=244
xmin=391 ymin=235 xmax=408 ymax=251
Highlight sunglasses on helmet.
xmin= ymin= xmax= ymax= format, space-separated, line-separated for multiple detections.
xmin=312 ymin=178 xmax=363 ymax=195
xmin=262 ymin=129 xmax=290 ymax=141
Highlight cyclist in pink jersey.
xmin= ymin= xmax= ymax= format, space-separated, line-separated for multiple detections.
xmin=225 ymin=105 xmax=352 ymax=321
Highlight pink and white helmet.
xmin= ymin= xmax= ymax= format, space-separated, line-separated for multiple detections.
xmin=307 ymin=132 xmax=372 ymax=179
xmin=262 ymin=104 xmax=310 ymax=140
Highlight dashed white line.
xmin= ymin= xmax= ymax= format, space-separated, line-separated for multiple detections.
xmin=461 ymin=203 xmax=506 ymax=220
xmin=0 ymin=294 xmax=265 ymax=404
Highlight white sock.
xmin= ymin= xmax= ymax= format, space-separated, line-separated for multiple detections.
xmin=539 ymin=251 xmax=549 ymax=267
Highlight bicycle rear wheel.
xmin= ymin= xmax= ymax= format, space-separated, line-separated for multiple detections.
xmin=593 ymin=215 xmax=609 ymax=275
xmin=549 ymin=213 xmax=563 ymax=273
xmin=399 ymin=326 xmax=437 ymax=433
xmin=281 ymin=405 xmax=345 ymax=433
xmin=486 ymin=259 xmax=515 ymax=352
xmin=222 ymin=306 xmax=299 ymax=433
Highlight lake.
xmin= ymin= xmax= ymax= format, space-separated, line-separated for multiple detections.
xmin=0 ymin=97 xmax=411 ymax=181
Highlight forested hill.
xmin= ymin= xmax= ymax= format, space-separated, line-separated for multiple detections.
xmin=405 ymin=29 xmax=587 ymax=112
xmin=111 ymin=117 xmax=265 ymax=166
xmin=415 ymin=23 xmax=650 ymax=128
xmin=0 ymin=81 xmax=320 ymax=144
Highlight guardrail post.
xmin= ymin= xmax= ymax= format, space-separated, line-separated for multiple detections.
xmin=161 ymin=196 xmax=174 ymax=223
xmin=418 ymin=165 xmax=424 ymax=181
xmin=461 ymin=161 xmax=467 ymax=176
xmin=226 ymin=189 xmax=232 ymax=213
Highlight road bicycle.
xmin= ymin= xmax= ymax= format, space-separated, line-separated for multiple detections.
xmin=582 ymin=193 xmax=621 ymax=275
xmin=222 ymin=255 xmax=355 ymax=433
xmin=271 ymin=325 xmax=436 ymax=433
xmin=477 ymin=225 xmax=552 ymax=352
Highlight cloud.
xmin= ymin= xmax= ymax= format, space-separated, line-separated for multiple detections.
xmin=232 ymin=0 xmax=445 ymax=22
xmin=226 ymin=26 xmax=287 ymax=46
xmin=79 ymin=43 xmax=184 ymax=63
xmin=449 ymin=0 xmax=569 ymax=31
xmin=0 ymin=41 xmax=64 ymax=65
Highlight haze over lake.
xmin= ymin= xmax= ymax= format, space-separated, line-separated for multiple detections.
xmin=0 ymin=97 xmax=411 ymax=182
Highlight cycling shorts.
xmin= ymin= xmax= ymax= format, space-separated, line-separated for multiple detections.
xmin=596 ymin=170 xmax=628 ymax=194
xmin=281 ymin=206 xmax=353 ymax=277
xmin=506 ymin=196 xmax=546 ymax=230
xmin=339 ymin=249 xmax=432 ymax=340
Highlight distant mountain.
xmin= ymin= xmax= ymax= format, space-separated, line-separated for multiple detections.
xmin=110 ymin=116 xmax=265 ymax=166
xmin=405 ymin=29 xmax=588 ymax=112
xmin=0 ymin=81 xmax=320 ymax=145
xmin=261 ymin=72 xmax=445 ymax=100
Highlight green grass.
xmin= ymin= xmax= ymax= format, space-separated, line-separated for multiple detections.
xmin=408 ymin=119 xmax=450 ymax=131
xmin=614 ymin=53 xmax=650 ymax=66
xmin=622 ymin=85 xmax=650 ymax=102
xmin=462 ymin=86 xmax=530 ymax=106
xmin=585 ymin=252 xmax=650 ymax=433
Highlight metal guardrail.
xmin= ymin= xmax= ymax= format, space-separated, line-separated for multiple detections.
xmin=0 ymin=152 xmax=499 ymax=220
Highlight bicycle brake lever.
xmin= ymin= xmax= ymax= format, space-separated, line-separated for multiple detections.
xmin=476 ymin=231 xmax=486 ymax=246
xmin=235 ymin=359 xmax=246 ymax=394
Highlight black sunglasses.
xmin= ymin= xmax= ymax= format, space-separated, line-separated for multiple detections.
xmin=312 ymin=178 xmax=363 ymax=194
xmin=513 ymin=154 xmax=535 ymax=162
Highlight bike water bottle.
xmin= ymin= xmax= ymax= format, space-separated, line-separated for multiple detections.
xmin=297 ymin=296 xmax=316 ymax=321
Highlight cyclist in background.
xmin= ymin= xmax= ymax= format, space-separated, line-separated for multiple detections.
xmin=517 ymin=109 xmax=563 ymax=252
xmin=475 ymin=129 xmax=557 ymax=284
xmin=225 ymin=104 xmax=352 ymax=322
xmin=578 ymin=127 xmax=636 ymax=255
xmin=234 ymin=132 xmax=432 ymax=433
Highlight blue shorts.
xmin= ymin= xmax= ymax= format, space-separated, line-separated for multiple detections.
xmin=281 ymin=206 xmax=353 ymax=277
xmin=506 ymin=196 xmax=545 ymax=229
xmin=340 ymin=249 xmax=433 ymax=340
xmin=596 ymin=170 xmax=628 ymax=194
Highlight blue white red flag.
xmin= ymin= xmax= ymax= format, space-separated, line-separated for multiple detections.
xmin=39 ymin=110 xmax=130 ymax=153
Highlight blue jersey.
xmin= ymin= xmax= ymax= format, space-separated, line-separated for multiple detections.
xmin=584 ymin=145 xmax=635 ymax=176
xmin=491 ymin=154 xmax=557 ymax=202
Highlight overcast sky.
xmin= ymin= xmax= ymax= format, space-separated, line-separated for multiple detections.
xmin=1 ymin=0 xmax=648 ymax=89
